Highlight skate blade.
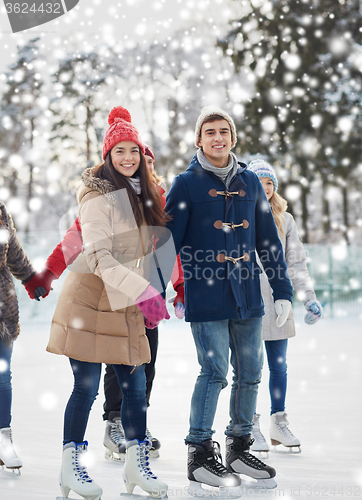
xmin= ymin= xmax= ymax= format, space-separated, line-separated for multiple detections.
xmin=187 ymin=481 xmax=242 ymax=498
xmin=241 ymin=477 xmax=277 ymax=489
xmin=271 ymin=444 xmax=301 ymax=454
xmin=57 ymin=496 xmax=102 ymax=500
xmin=0 ymin=464 xmax=21 ymax=476
xmin=104 ymin=448 xmax=126 ymax=462
xmin=120 ymin=493 xmax=167 ymax=499
xmin=250 ymin=449 xmax=270 ymax=459
xmin=56 ymin=498 xmax=102 ymax=500
xmin=57 ymin=497 xmax=87 ymax=500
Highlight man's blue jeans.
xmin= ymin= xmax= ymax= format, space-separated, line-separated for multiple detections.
xmin=186 ymin=317 xmax=263 ymax=444
xmin=264 ymin=339 xmax=288 ymax=415
xmin=0 ymin=338 xmax=13 ymax=429
xmin=64 ymin=359 xmax=147 ymax=445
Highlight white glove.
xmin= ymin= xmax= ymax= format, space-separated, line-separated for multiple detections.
xmin=274 ymin=299 xmax=291 ymax=327
xmin=168 ymin=296 xmax=185 ymax=320
xmin=304 ymin=299 xmax=323 ymax=325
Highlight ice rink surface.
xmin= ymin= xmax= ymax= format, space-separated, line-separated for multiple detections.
xmin=2 ymin=291 xmax=362 ymax=500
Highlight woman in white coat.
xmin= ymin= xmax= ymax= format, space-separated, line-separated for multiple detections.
xmin=248 ymin=160 xmax=323 ymax=453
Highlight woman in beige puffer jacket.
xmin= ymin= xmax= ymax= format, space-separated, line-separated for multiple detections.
xmin=248 ymin=160 xmax=323 ymax=454
xmin=46 ymin=106 xmax=169 ymax=500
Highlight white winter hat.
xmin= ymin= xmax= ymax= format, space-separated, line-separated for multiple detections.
xmin=249 ymin=159 xmax=278 ymax=192
xmin=194 ymin=105 xmax=237 ymax=148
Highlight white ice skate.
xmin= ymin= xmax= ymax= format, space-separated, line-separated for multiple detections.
xmin=270 ymin=411 xmax=301 ymax=453
xmin=57 ymin=441 xmax=103 ymax=500
xmin=103 ymin=417 xmax=126 ymax=462
xmin=122 ymin=439 xmax=167 ymax=498
xmin=0 ymin=427 xmax=22 ymax=476
xmin=250 ymin=414 xmax=270 ymax=458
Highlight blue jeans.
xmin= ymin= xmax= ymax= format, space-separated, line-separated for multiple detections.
xmin=186 ymin=317 xmax=263 ymax=444
xmin=264 ymin=339 xmax=288 ymax=415
xmin=0 ymin=338 xmax=13 ymax=429
xmin=64 ymin=359 xmax=147 ymax=445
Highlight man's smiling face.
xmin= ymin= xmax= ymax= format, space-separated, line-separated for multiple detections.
xmin=197 ymin=118 xmax=232 ymax=168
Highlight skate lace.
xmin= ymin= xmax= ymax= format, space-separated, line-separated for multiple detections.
xmin=139 ymin=439 xmax=157 ymax=479
xmin=240 ymin=449 xmax=268 ymax=470
xmin=276 ymin=417 xmax=296 ymax=439
xmin=110 ymin=419 xmax=125 ymax=445
xmin=204 ymin=442 xmax=229 ymax=477
xmin=252 ymin=427 xmax=267 ymax=445
xmin=74 ymin=443 xmax=93 ymax=483
xmin=145 ymin=428 xmax=154 ymax=440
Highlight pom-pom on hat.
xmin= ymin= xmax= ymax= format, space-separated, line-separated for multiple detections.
xmin=248 ymin=159 xmax=278 ymax=192
xmin=102 ymin=106 xmax=145 ymax=160
xmin=194 ymin=105 xmax=237 ymax=148
xmin=144 ymin=144 xmax=155 ymax=160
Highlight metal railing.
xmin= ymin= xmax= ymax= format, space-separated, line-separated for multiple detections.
xmin=292 ymin=245 xmax=362 ymax=320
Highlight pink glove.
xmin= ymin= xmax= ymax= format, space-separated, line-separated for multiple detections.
xmin=136 ymin=285 xmax=170 ymax=326
xmin=145 ymin=319 xmax=158 ymax=330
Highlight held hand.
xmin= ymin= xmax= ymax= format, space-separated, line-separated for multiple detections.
xmin=25 ymin=270 xmax=56 ymax=300
xmin=34 ymin=286 xmax=47 ymax=301
xmin=168 ymin=284 xmax=185 ymax=319
xmin=145 ymin=319 xmax=158 ymax=330
xmin=136 ymin=285 xmax=170 ymax=327
xmin=304 ymin=300 xmax=323 ymax=325
xmin=174 ymin=303 xmax=185 ymax=320
xmin=274 ymin=299 xmax=291 ymax=327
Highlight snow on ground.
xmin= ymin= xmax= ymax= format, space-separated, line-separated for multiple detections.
xmin=1 ymin=281 xmax=362 ymax=499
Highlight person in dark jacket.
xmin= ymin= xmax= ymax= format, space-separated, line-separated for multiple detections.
xmin=163 ymin=106 xmax=293 ymax=494
xmin=0 ymin=202 xmax=37 ymax=474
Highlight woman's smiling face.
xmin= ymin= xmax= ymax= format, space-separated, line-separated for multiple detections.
xmin=110 ymin=141 xmax=140 ymax=177
xmin=260 ymin=177 xmax=274 ymax=201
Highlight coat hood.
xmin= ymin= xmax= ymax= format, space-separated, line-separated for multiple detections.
xmin=78 ymin=166 xmax=118 ymax=205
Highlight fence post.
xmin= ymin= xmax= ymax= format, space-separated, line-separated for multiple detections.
xmin=328 ymin=246 xmax=334 ymax=319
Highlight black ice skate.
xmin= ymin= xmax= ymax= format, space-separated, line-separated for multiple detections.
xmin=103 ymin=415 xmax=126 ymax=462
xmin=146 ymin=427 xmax=161 ymax=458
xmin=187 ymin=440 xmax=241 ymax=498
xmin=225 ymin=435 xmax=277 ymax=489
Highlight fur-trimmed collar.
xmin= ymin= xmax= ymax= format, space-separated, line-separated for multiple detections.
xmin=81 ymin=166 xmax=118 ymax=205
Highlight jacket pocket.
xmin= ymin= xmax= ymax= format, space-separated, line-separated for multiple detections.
xmin=186 ymin=278 xmax=223 ymax=315
xmin=244 ymin=262 xmax=263 ymax=311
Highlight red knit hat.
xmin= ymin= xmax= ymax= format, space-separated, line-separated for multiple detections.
xmin=144 ymin=144 xmax=155 ymax=160
xmin=102 ymin=106 xmax=145 ymax=160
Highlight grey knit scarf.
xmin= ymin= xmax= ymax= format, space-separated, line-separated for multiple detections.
xmin=197 ymin=150 xmax=239 ymax=189
xmin=128 ymin=176 xmax=141 ymax=194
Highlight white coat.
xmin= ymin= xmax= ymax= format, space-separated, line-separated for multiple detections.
xmin=259 ymin=212 xmax=316 ymax=341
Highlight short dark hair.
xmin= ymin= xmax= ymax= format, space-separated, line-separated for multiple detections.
xmin=198 ymin=114 xmax=232 ymax=141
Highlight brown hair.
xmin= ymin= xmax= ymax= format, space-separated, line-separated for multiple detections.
xmin=269 ymin=191 xmax=288 ymax=237
xmin=94 ymin=147 xmax=167 ymax=227
xmin=151 ymin=170 xmax=164 ymax=186
xmin=198 ymin=114 xmax=232 ymax=142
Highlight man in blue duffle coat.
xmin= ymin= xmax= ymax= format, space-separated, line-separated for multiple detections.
xmin=164 ymin=106 xmax=293 ymax=493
